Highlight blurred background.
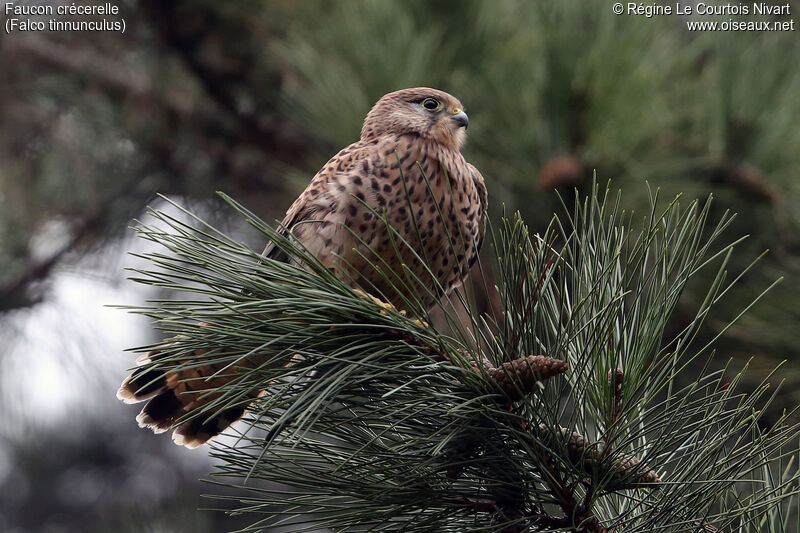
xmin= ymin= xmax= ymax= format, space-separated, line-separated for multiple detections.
xmin=1 ymin=1 xmax=799 ymax=531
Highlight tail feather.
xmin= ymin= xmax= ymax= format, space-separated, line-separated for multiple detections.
xmin=118 ymin=347 xmax=260 ymax=448
xmin=172 ymin=404 xmax=248 ymax=448
xmin=136 ymin=390 xmax=184 ymax=433
xmin=117 ymin=366 xmax=167 ymax=404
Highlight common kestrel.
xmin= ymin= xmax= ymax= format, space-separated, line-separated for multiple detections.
xmin=118 ymin=87 xmax=487 ymax=447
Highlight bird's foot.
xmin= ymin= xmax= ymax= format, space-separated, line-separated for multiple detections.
xmin=352 ymin=288 xmax=394 ymax=315
xmin=351 ymin=288 xmax=428 ymax=327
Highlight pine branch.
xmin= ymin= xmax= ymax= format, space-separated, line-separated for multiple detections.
xmin=122 ymin=185 xmax=800 ymax=532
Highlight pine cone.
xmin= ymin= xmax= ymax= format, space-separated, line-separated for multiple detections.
xmin=607 ymin=454 xmax=662 ymax=486
xmin=536 ymin=425 xmax=662 ymax=489
xmin=489 ymin=355 xmax=568 ymax=401
xmin=537 ymin=156 xmax=585 ymax=190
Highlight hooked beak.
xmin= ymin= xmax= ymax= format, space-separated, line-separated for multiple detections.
xmin=451 ymin=111 xmax=469 ymax=129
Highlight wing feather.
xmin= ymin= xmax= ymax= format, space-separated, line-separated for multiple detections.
xmin=262 ymin=141 xmax=373 ymax=261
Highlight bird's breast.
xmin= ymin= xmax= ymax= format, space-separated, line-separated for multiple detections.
xmin=334 ymin=137 xmax=482 ymax=308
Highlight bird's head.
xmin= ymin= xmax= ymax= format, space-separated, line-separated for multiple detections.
xmin=361 ymin=87 xmax=469 ymax=150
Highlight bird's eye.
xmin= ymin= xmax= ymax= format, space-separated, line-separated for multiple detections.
xmin=421 ymin=98 xmax=441 ymax=111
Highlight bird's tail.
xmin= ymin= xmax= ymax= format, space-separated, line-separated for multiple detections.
xmin=117 ymin=348 xmax=260 ymax=448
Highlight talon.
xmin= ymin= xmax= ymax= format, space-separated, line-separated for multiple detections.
xmin=396 ymin=309 xmax=427 ymax=327
xmin=352 ymin=289 xmax=427 ymax=327
xmin=353 ymin=288 xmax=397 ymax=312
xmin=352 ymin=288 xmax=371 ymax=300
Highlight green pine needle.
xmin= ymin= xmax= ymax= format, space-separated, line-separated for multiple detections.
xmin=122 ymin=184 xmax=800 ymax=532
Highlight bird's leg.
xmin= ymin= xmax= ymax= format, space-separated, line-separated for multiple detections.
xmin=351 ymin=288 xmax=428 ymax=327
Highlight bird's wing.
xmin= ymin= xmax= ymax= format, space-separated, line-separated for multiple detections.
xmin=467 ymin=162 xmax=488 ymax=266
xmin=262 ymin=140 xmax=373 ymax=262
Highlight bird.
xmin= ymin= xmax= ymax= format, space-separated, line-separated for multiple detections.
xmin=117 ymin=87 xmax=487 ymax=448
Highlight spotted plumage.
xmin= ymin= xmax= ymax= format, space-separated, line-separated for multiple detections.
xmin=266 ymin=87 xmax=486 ymax=309
xmin=118 ymin=87 xmax=487 ymax=447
